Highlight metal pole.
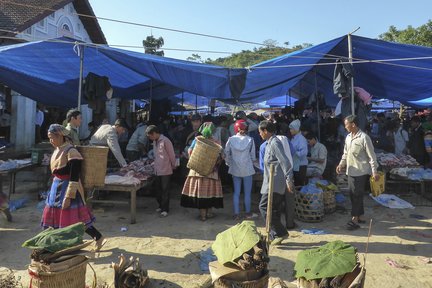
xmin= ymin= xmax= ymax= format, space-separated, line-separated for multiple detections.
xmin=314 ymin=69 xmax=320 ymax=141
xmin=181 ymin=92 xmax=184 ymax=117
xmin=195 ymin=94 xmax=197 ymax=113
xmin=147 ymin=80 xmax=152 ymax=122
xmin=266 ymin=163 xmax=275 ymax=249
xmin=348 ymin=28 xmax=359 ymax=115
xmin=77 ymin=44 xmax=84 ymax=111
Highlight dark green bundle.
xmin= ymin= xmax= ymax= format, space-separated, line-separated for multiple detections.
xmin=22 ymin=222 xmax=85 ymax=252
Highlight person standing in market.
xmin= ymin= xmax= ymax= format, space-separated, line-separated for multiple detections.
xmin=146 ymin=125 xmax=176 ymax=218
xmin=289 ymin=119 xmax=308 ymax=186
xmin=336 ymin=115 xmax=379 ymax=231
xmin=258 ymin=120 xmax=295 ymax=245
xmin=181 ymin=122 xmax=224 ymax=221
xmin=408 ymin=116 xmax=428 ymax=166
xmin=393 ymin=119 xmax=409 ymax=155
xmin=65 ymin=109 xmax=82 ymax=146
xmin=224 ymin=119 xmax=257 ymax=221
xmin=90 ymin=119 xmax=128 ymax=167
xmin=35 ymin=105 xmax=44 ymax=143
xmin=126 ymin=115 xmax=148 ymax=162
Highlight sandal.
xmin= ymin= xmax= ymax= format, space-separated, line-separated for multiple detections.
xmin=346 ymin=221 xmax=360 ymax=231
xmin=358 ymin=219 xmax=366 ymax=224
xmin=94 ymin=237 xmax=107 ymax=252
xmin=206 ymin=213 xmax=216 ymax=219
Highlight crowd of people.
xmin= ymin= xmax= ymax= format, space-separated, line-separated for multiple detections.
xmin=41 ymin=105 xmax=432 ymax=246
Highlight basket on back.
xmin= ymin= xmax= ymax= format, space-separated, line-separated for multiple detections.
xmin=76 ymin=146 xmax=109 ymax=190
xmin=187 ymin=136 xmax=222 ymax=176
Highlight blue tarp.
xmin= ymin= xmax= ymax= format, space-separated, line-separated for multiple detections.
xmin=0 ymin=38 xmax=246 ymax=107
xmin=265 ymin=94 xmax=298 ymax=107
xmin=241 ymin=35 xmax=432 ymax=106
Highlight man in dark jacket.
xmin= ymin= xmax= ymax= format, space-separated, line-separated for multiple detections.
xmin=408 ymin=116 xmax=428 ymax=166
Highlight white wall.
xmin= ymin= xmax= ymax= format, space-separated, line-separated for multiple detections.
xmin=11 ymin=2 xmax=107 ymax=151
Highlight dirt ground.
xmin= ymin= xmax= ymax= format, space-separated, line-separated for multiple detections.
xmin=1 ymin=169 xmax=432 ymax=288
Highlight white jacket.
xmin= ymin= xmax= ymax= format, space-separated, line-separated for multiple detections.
xmin=225 ymin=134 xmax=256 ymax=177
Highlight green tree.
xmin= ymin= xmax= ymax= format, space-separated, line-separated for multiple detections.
xmin=186 ymin=53 xmax=203 ymax=63
xmin=379 ymin=20 xmax=432 ymax=47
xmin=143 ymin=35 xmax=165 ymax=56
xmin=201 ymin=40 xmax=311 ymax=68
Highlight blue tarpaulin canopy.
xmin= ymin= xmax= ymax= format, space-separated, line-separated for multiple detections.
xmin=241 ymin=35 xmax=432 ymax=106
xmin=0 ymin=38 xmax=246 ymax=107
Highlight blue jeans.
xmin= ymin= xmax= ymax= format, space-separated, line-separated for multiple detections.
xmin=232 ymin=175 xmax=253 ymax=215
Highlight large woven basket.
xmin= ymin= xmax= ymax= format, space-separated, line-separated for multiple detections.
xmin=187 ymin=136 xmax=222 ymax=176
xmin=28 ymin=259 xmax=88 ymax=288
xmin=76 ymin=146 xmax=109 ymax=190
xmin=214 ymin=272 xmax=269 ymax=288
xmin=295 ymin=190 xmax=324 ymax=223
xmin=323 ymin=189 xmax=336 ymax=214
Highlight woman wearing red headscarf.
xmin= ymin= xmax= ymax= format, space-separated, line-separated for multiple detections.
xmin=225 ymin=120 xmax=257 ymax=221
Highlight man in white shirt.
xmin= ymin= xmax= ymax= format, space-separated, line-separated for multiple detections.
xmin=337 ymin=115 xmax=379 ymax=231
xmin=35 ymin=106 xmax=44 ymax=143
xmin=305 ymin=133 xmax=327 ymax=177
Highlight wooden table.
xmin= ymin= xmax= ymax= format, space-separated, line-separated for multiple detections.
xmin=0 ymin=163 xmax=38 ymax=199
xmin=93 ymin=179 xmax=153 ymax=224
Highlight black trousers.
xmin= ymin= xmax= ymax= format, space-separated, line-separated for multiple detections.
xmin=284 ymin=190 xmax=295 ymax=228
xmin=85 ymin=226 xmax=102 ymax=241
xmin=156 ymin=175 xmax=171 ymax=212
xmin=259 ymin=193 xmax=287 ymax=239
xmin=294 ymin=165 xmax=307 ymax=186
xmin=348 ymin=175 xmax=368 ymax=217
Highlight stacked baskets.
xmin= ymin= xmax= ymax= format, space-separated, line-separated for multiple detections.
xmin=187 ymin=136 xmax=222 ymax=176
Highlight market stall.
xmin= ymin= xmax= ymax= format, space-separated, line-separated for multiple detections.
xmin=376 ymin=152 xmax=432 ymax=205
xmin=0 ymin=159 xmax=36 ymax=199
xmin=93 ymin=159 xmax=155 ymax=224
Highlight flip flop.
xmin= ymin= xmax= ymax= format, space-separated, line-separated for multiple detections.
xmin=346 ymin=221 xmax=360 ymax=231
xmin=206 ymin=213 xmax=216 ymax=219
xmin=94 ymin=237 xmax=108 ymax=252
xmin=358 ymin=219 xmax=366 ymax=224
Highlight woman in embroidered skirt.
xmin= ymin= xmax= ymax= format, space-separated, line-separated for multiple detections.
xmin=181 ymin=122 xmax=224 ymax=221
xmin=41 ymin=124 xmax=106 ymax=251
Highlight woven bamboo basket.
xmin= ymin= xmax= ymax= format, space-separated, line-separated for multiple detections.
xmin=76 ymin=146 xmax=109 ymax=190
xmin=214 ymin=272 xmax=269 ymax=288
xmin=295 ymin=190 xmax=324 ymax=223
xmin=323 ymin=189 xmax=336 ymax=214
xmin=187 ymin=136 xmax=222 ymax=176
xmin=28 ymin=259 xmax=88 ymax=288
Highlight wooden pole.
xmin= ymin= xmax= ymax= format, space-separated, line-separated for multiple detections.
xmin=266 ymin=163 xmax=275 ymax=248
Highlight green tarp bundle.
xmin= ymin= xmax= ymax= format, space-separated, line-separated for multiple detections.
xmin=22 ymin=222 xmax=85 ymax=252
xmin=212 ymin=220 xmax=261 ymax=265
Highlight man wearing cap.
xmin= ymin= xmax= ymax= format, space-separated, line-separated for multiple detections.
xmin=289 ymin=119 xmax=308 ymax=186
xmin=90 ymin=119 xmax=128 ymax=167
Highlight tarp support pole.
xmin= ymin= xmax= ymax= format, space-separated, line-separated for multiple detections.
xmin=181 ymin=92 xmax=184 ymax=117
xmin=148 ymin=80 xmax=152 ymax=122
xmin=314 ymin=69 xmax=321 ymax=141
xmin=348 ymin=29 xmax=359 ymax=116
xmin=77 ymin=44 xmax=84 ymax=111
xmin=195 ymin=94 xmax=197 ymax=113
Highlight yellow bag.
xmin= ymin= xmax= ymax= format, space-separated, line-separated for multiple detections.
xmin=370 ymin=171 xmax=385 ymax=197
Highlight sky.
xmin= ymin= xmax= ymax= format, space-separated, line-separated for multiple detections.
xmin=89 ymin=0 xmax=432 ymax=62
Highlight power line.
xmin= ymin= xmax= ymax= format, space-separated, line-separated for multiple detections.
xmin=0 ymin=0 xmax=266 ymax=46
